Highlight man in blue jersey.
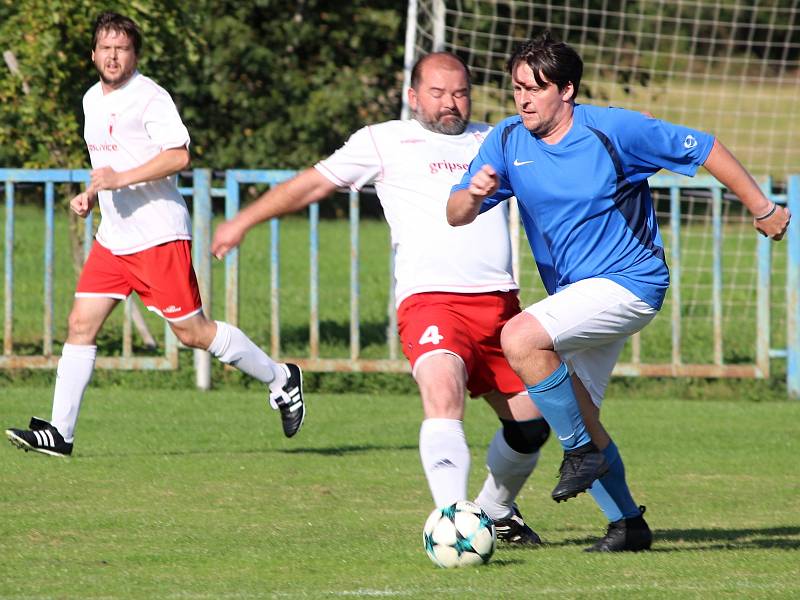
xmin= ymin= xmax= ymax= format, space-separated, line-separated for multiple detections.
xmin=448 ymin=31 xmax=790 ymax=552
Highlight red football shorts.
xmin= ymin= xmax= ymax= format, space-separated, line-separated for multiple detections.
xmin=75 ymin=240 xmax=203 ymax=321
xmin=397 ymin=291 xmax=525 ymax=397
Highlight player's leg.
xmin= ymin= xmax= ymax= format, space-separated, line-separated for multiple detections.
xmin=465 ymin=289 xmax=549 ymax=543
xmin=168 ymin=313 xmax=305 ymax=438
xmin=502 ymin=278 xmax=656 ymax=503
xmin=568 ymin=348 xmax=652 ymax=552
xmin=133 ymin=240 xmax=305 ymax=437
xmin=476 ymin=390 xmax=549 ymax=544
xmin=52 ymin=296 xmax=119 ymax=439
xmin=415 ymin=352 xmax=472 ymax=508
xmin=6 ymin=241 xmax=125 ymax=456
xmin=6 ymin=296 xmax=119 ymax=456
xmin=574 ymin=374 xmax=611 ymax=449
xmin=501 ymin=310 xmax=602 ymax=499
xmin=168 ymin=312 xmax=279 ymax=383
xmin=399 ymin=294 xmax=478 ymax=508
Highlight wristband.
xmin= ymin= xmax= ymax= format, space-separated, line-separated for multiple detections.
xmin=755 ymin=202 xmax=777 ymax=221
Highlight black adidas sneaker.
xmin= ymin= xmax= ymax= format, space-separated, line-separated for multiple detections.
xmin=269 ymin=363 xmax=306 ymax=438
xmin=6 ymin=417 xmax=73 ymax=457
xmin=493 ymin=505 xmax=543 ymax=545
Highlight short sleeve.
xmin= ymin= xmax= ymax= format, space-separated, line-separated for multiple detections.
xmin=608 ymin=109 xmax=714 ymax=181
xmin=142 ymin=92 xmax=190 ymax=151
xmin=315 ymin=125 xmax=382 ymax=191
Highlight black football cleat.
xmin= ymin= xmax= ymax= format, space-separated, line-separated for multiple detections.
xmin=493 ymin=505 xmax=543 ymax=545
xmin=5 ymin=417 xmax=73 ymax=457
xmin=551 ymin=442 xmax=610 ymax=502
xmin=585 ymin=506 xmax=653 ymax=552
xmin=268 ymin=363 xmax=306 ymax=438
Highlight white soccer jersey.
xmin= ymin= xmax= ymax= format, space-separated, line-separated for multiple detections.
xmin=83 ymin=71 xmax=192 ymax=255
xmin=315 ymin=119 xmax=517 ymax=306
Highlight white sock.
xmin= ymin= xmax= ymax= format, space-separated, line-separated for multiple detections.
xmin=419 ymin=418 xmax=470 ymax=508
xmin=206 ymin=321 xmax=285 ymax=388
xmin=474 ymin=428 xmax=540 ymax=521
xmin=50 ymin=344 xmax=97 ymax=443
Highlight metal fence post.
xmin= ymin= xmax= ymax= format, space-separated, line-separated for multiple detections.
xmin=4 ymin=181 xmax=14 ymax=356
xmin=787 ymin=175 xmax=799 ymax=399
xmin=193 ymin=169 xmax=212 ymax=390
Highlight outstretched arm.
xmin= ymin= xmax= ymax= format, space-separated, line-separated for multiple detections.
xmin=211 ymin=167 xmax=337 ymax=259
xmin=703 ymin=139 xmax=790 ymax=240
xmin=447 ymin=164 xmax=499 ymax=226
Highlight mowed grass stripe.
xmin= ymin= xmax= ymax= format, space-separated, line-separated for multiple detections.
xmin=1 ymin=387 xmax=798 ymax=599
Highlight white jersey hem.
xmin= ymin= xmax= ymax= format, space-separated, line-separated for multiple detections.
xmin=396 ymin=282 xmax=518 ymax=309
xmin=96 ymin=234 xmax=193 ymax=256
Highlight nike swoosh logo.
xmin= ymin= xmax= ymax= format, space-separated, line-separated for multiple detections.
xmin=557 ymin=433 xmax=575 ymax=441
xmin=513 ymin=159 xmax=534 ymax=166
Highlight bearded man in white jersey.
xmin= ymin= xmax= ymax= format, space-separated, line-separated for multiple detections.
xmin=5 ymin=12 xmax=306 ymax=457
xmin=211 ymin=52 xmax=550 ymax=545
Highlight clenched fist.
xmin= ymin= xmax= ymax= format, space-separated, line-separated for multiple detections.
xmin=70 ymin=191 xmax=96 ymax=218
xmin=468 ymin=164 xmax=499 ymax=199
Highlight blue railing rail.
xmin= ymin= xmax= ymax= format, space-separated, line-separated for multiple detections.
xmin=218 ymin=170 xmax=403 ymax=375
xmin=1 ymin=168 xmax=798 ymax=399
xmin=1 ymin=168 xmax=179 ymax=370
xmin=618 ymin=174 xmax=776 ymax=379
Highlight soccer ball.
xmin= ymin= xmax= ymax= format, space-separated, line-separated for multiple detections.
xmin=422 ymin=500 xmax=496 ymax=568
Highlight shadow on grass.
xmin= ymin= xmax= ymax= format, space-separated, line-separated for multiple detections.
xmin=654 ymin=526 xmax=800 ymax=551
xmin=71 ymin=443 xmax=419 ymax=459
xmin=488 ymin=558 xmax=527 ymax=567
xmin=278 ymin=444 xmax=418 ymax=456
xmin=554 ymin=526 xmax=800 ymax=551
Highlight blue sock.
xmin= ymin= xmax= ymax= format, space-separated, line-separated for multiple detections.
xmin=588 ymin=441 xmax=640 ymax=521
xmin=525 ymin=363 xmax=591 ymax=451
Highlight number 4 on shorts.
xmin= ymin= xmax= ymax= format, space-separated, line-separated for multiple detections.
xmin=418 ymin=325 xmax=444 ymax=345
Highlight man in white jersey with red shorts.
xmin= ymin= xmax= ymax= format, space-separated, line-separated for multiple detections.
xmin=5 ymin=12 xmax=305 ymax=457
xmin=211 ymin=52 xmax=551 ymax=544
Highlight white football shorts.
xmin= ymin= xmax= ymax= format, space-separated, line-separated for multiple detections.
xmin=524 ymin=277 xmax=658 ymax=407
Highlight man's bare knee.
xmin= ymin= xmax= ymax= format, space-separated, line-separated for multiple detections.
xmin=66 ymin=299 xmax=116 ymax=345
xmin=171 ymin=326 xmax=208 ymax=349
xmin=170 ymin=315 xmax=216 ymax=349
xmin=416 ymin=354 xmax=467 ymax=419
xmin=501 ymin=313 xmax=540 ymax=369
xmin=67 ymin=311 xmax=91 ymax=338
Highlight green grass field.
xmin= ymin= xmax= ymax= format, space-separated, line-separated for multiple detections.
xmin=1 ymin=200 xmax=798 ymax=597
xmin=2 ymin=387 xmax=799 ymax=598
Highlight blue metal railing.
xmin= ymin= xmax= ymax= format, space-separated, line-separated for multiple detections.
xmin=0 ymin=168 xmax=179 ymax=370
xmin=1 ymin=168 xmax=798 ymax=399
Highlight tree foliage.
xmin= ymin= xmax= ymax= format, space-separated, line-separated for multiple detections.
xmin=0 ymin=0 xmax=406 ymax=170
xmin=175 ymin=0 xmax=405 ymax=169
xmin=0 ymin=0 xmax=203 ymax=168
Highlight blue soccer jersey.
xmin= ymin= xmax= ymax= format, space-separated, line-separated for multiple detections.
xmin=452 ymin=104 xmax=715 ymax=309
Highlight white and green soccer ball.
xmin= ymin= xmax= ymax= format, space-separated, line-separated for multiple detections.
xmin=422 ymin=500 xmax=496 ymax=568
